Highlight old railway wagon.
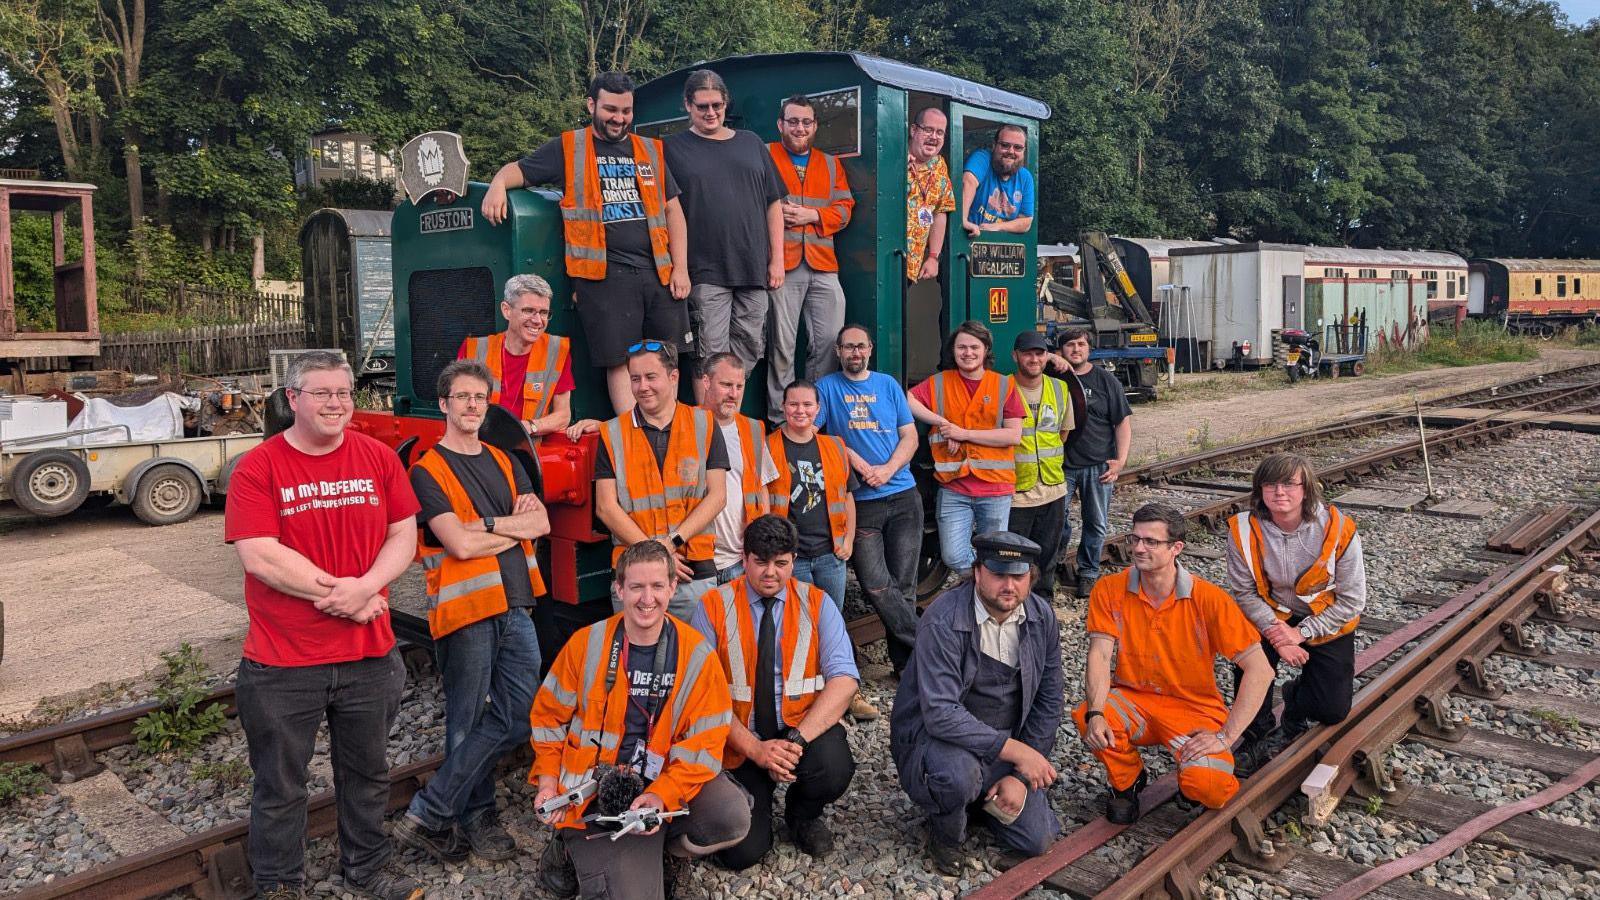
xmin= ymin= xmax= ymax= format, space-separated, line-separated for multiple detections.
xmin=1468 ymin=258 xmax=1600 ymax=329
xmin=349 ymin=52 xmax=1050 ymax=646
xmin=299 ymin=208 xmax=395 ymax=381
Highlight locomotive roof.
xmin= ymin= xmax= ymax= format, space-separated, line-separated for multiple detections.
xmin=300 ymin=208 xmax=393 ymax=239
xmin=1472 ymin=258 xmax=1600 ymax=273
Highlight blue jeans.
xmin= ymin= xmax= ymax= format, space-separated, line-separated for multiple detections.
xmin=936 ymin=488 xmax=1013 ymax=573
xmin=1063 ymin=463 xmax=1113 ymax=581
xmin=407 ymin=608 xmax=540 ymax=830
xmin=793 ymin=552 xmax=848 ymax=611
xmin=716 ymin=562 xmax=745 ymax=585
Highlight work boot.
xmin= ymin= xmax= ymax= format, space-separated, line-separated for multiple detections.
xmin=344 ymin=862 xmax=425 ymax=900
xmin=925 ymin=829 xmax=968 ymax=876
xmin=787 ymin=816 xmax=835 ymax=858
xmin=849 ymin=690 xmax=880 ymax=722
xmin=257 ymin=884 xmax=305 ymax=900
xmin=538 ymin=836 xmax=578 ymax=899
xmin=462 ymin=810 xmax=518 ymax=862
xmin=1074 ymin=575 xmax=1097 ymax=600
xmin=1106 ymin=770 xmax=1147 ymax=825
xmin=392 ymin=814 xmax=470 ymax=865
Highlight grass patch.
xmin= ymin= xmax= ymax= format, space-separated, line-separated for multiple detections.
xmin=1415 ymin=320 xmax=1539 ymax=366
xmin=193 ymin=758 xmax=252 ymax=790
xmin=132 ymin=644 xmax=227 ymax=755
xmin=0 ymin=763 xmax=49 ymax=805
xmin=1575 ymin=325 xmax=1600 ymax=347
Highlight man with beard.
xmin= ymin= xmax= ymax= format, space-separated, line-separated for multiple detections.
xmin=960 ymin=125 xmax=1035 ymax=238
xmin=815 ymin=325 xmax=921 ymax=678
xmin=696 ymin=352 xmax=777 ymax=584
xmin=456 ymin=274 xmax=573 ymax=442
xmin=482 ymin=71 xmax=691 ymax=417
xmin=890 ymin=532 xmax=1063 ymax=875
xmin=764 ymin=94 xmax=855 ymax=415
xmin=1074 ymin=503 xmax=1273 ymax=824
xmin=906 ymin=107 xmax=956 ymax=283
xmin=1006 ymin=331 xmax=1075 ymax=596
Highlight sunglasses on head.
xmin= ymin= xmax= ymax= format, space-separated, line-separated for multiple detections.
xmin=628 ymin=340 xmax=667 ymax=353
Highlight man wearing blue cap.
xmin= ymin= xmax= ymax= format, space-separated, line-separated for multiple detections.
xmin=890 ymin=531 xmax=1063 ymax=874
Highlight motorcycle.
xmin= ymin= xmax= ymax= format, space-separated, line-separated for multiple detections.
xmin=1280 ymin=329 xmax=1320 ymax=383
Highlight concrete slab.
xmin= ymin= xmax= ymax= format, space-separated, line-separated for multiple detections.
xmin=0 ymin=547 xmax=246 ymax=718
xmin=1424 ymin=499 xmax=1497 ymax=519
xmin=58 ymin=770 xmax=186 ymax=855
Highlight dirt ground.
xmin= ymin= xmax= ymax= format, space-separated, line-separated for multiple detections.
xmin=4 ymin=345 xmax=1598 ymax=719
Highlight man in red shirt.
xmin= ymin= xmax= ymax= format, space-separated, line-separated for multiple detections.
xmin=225 ymin=351 xmax=423 ymax=900
xmin=457 ymin=274 xmax=575 ymax=439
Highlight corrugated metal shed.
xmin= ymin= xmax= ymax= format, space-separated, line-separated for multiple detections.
xmin=298 ymin=208 xmax=392 ymax=240
xmin=1473 ymin=258 xmax=1600 ymax=273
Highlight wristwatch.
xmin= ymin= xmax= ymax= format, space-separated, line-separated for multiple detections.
xmin=483 ymin=517 xmax=497 ymax=534
xmin=1085 ymin=709 xmax=1104 ymax=722
xmin=784 ymin=727 xmax=810 ymax=750
xmin=671 ymin=533 xmax=687 ymax=551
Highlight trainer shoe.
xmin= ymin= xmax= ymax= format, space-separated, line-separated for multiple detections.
xmin=462 ymin=810 xmax=518 ymax=862
xmin=538 ymin=836 xmax=578 ymax=899
xmin=787 ymin=816 xmax=835 ymax=858
xmin=1106 ymin=770 xmax=1147 ymax=825
xmin=392 ymin=814 xmax=470 ymax=865
xmin=344 ymin=862 xmax=425 ymax=900
xmin=848 ymin=690 xmax=880 ymax=722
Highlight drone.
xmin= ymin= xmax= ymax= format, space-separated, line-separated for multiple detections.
xmin=583 ymin=807 xmax=689 ymax=841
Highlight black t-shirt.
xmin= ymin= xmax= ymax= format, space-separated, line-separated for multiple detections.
xmin=781 ymin=435 xmax=859 ymax=557
xmin=518 ymin=131 xmax=681 ymax=271
xmin=593 ymin=408 xmax=730 ymax=579
xmin=663 ymin=129 xmax=786 ymax=287
xmin=1063 ymin=365 xmax=1132 ymax=469
xmin=411 ymin=446 xmax=538 ymax=608
xmin=618 ymin=638 xmax=677 ymax=771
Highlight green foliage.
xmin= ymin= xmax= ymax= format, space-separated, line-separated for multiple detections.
xmin=1415 ymin=320 xmax=1539 ymax=367
xmin=1575 ymin=326 xmax=1600 ymax=348
xmin=0 ymin=763 xmax=50 ymax=805
xmin=1363 ymin=794 xmax=1384 ymax=816
xmin=1528 ymin=707 xmax=1580 ymax=732
xmin=132 ymin=643 xmax=227 ymax=755
xmin=305 ymin=178 xmax=397 ymax=212
xmin=193 ymin=757 xmax=252 ymax=790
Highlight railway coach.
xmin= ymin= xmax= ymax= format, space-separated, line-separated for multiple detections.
xmin=1468 ymin=257 xmax=1600 ymax=331
xmin=346 ymin=52 xmax=1051 ymax=645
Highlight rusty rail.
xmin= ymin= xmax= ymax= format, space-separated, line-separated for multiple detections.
xmin=0 ymin=686 xmax=237 ymax=778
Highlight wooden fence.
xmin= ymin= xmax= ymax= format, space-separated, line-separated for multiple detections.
xmin=97 ymin=322 xmax=311 ymax=376
xmin=121 ymin=280 xmax=304 ymax=324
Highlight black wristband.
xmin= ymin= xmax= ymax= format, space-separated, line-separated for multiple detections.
xmin=784 ymin=727 xmax=810 ymax=750
xmin=483 ymin=516 xmax=496 ymax=534
xmin=1085 ymin=709 xmax=1104 ymax=721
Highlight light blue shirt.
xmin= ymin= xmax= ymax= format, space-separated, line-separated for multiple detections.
xmin=963 ymin=148 xmax=1035 ymax=226
xmin=815 ymin=369 xmax=916 ymax=501
xmin=690 ymin=581 xmax=860 ymax=729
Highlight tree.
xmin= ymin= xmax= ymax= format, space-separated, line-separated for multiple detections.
xmin=0 ymin=0 xmax=112 ymax=177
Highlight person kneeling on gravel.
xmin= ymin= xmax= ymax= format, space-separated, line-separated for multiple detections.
xmin=530 ymin=540 xmax=751 ymax=899
xmin=690 ymin=515 xmax=860 ymax=868
xmin=1075 ymin=503 xmax=1274 ymax=824
xmin=890 ymin=531 xmax=1064 ymax=875
xmin=1226 ymin=453 xmax=1365 ymax=776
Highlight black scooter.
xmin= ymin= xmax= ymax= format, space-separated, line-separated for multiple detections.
xmin=1280 ymin=329 xmax=1320 ymax=383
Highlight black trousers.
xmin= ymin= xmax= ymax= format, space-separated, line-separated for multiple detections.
xmin=1237 ymin=627 xmax=1356 ymax=741
xmin=1008 ymin=496 xmax=1066 ymax=595
xmin=717 ymin=723 xmax=855 ymax=870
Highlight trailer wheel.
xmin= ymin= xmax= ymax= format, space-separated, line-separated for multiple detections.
xmin=12 ymin=450 xmax=90 ymax=517
xmin=131 ymin=464 xmax=203 ymax=526
xmin=1349 ymin=361 xmax=1366 ymax=377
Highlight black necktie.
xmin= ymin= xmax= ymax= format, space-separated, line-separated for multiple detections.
xmin=754 ymin=598 xmax=780 ymax=741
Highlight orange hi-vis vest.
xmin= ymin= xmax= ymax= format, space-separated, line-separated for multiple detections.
xmin=926 ymin=369 xmax=1017 ymax=487
xmin=599 ymin=404 xmax=717 ymax=566
xmin=413 ymin=444 xmax=546 ymax=638
xmin=1228 ymin=504 xmax=1360 ymax=645
xmin=559 ymin=128 xmax=673 ymax=285
xmin=729 ymin=414 xmax=769 ymax=526
xmin=698 ymin=577 xmax=829 ymax=768
xmin=765 ymin=430 xmax=851 ymax=557
xmin=461 ymin=331 xmax=570 ymax=422
xmin=528 ymin=614 xmax=732 ymax=827
xmin=766 ymin=143 xmax=854 ymax=273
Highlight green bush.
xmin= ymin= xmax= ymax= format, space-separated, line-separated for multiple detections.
xmin=132 ymin=643 xmax=227 ymax=755
xmin=1415 ymin=320 xmax=1538 ymax=366
xmin=0 ymin=763 xmax=49 ymax=805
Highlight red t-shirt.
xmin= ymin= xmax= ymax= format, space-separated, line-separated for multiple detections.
xmin=912 ymin=372 xmax=1026 ymax=497
xmin=494 ymin=346 xmax=575 ymax=417
xmin=224 ymin=431 xmax=420 ymax=666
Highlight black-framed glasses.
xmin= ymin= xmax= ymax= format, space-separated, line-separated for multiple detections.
xmin=1127 ymin=535 xmax=1176 ymax=549
xmin=912 ymin=124 xmax=946 ymax=138
xmin=837 ymin=342 xmax=871 ymax=352
xmin=628 ymin=340 xmax=667 ymax=353
xmin=782 ymin=117 xmax=816 ymax=128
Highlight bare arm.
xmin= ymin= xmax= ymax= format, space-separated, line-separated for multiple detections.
xmin=928 ymin=213 xmax=947 ymax=261
xmin=796 ymin=674 xmax=858 ymax=740
xmin=840 ymin=494 xmax=856 ymax=558
xmin=666 ymin=197 xmax=690 ymax=299
xmin=595 ymin=479 xmax=652 ymax=545
xmin=234 ymin=538 xmax=335 ymax=601
xmin=982 ymin=216 xmax=1033 ymax=234
xmin=528 ymin=393 xmax=572 ymax=437
xmin=363 ymin=517 xmax=420 ymax=589
xmin=959 ymin=416 xmax=1024 ymax=448
xmin=1221 ymin=645 xmax=1273 ymax=742
xmin=960 ymin=172 xmax=980 ymax=235
xmin=481 ymin=162 xmax=527 ymax=226
xmin=887 ymin=422 xmax=919 ymax=472
xmin=907 ymin=391 xmax=947 ymax=427
xmin=766 ymin=201 xmax=786 ymax=289
xmin=1084 ymin=633 xmax=1114 ymax=714
xmin=1100 ymin=416 xmax=1132 ymax=482
xmin=427 ymin=511 xmax=518 ymax=560
xmin=673 ymin=469 xmax=727 ymax=543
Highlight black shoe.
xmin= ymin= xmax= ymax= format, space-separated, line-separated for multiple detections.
xmin=344 ymin=863 xmax=425 ymax=900
xmin=539 ymin=836 xmax=578 ymax=899
xmin=1106 ymin=770 xmax=1147 ymax=825
xmin=392 ymin=815 xmax=470 ymax=865
xmin=463 ymin=811 xmax=518 ymax=862
xmin=1074 ymin=576 xmax=1097 ymax=600
xmin=787 ymin=816 xmax=835 ymax=858
xmin=926 ymin=832 xmax=967 ymax=876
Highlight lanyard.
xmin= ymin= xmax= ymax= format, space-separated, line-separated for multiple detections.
xmin=601 ymin=623 xmax=677 ymax=766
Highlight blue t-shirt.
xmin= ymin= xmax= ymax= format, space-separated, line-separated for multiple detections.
xmin=787 ymin=149 xmax=811 ymax=176
xmin=815 ymin=370 xmax=916 ymax=501
xmin=963 ymin=148 xmax=1035 ymax=226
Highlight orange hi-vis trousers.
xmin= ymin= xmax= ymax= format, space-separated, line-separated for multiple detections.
xmin=1072 ymin=687 xmax=1240 ymax=809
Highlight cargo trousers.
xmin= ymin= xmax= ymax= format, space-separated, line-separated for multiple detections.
xmin=1072 ymin=687 xmax=1240 ymax=809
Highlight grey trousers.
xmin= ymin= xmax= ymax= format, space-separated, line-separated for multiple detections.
xmin=564 ymin=771 xmax=752 ymax=899
xmin=690 ymin=283 xmax=768 ymax=370
xmin=766 ymin=263 xmax=845 ymax=413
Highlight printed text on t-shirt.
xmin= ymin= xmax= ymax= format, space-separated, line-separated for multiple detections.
xmin=277 ymin=478 xmax=380 ymax=516
xmin=598 ymin=156 xmax=652 ymax=223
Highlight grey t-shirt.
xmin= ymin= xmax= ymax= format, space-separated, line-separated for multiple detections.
xmin=664 ymin=129 xmax=786 ymax=287
xmin=411 ymin=446 xmax=537 ymax=608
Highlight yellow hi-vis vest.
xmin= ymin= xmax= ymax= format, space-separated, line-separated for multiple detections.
xmin=1009 ymin=374 xmax=1069 ymax=493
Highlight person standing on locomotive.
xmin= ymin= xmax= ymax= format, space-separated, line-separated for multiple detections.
xmin=908 ymin=321 xmax=1025 ymax=579
xmin=765 ymin=94 xmax=855 ymax=416
xmin=960 ymin=124 xmax=1035 ymax=238
xmin=392 ymin=360 xmax=550 ymax=865
xmin=664 ymin=68 xmax=787 ymax=392
xmin=457 ymin=274 xmax=573 ymax=441
xmin=1226 ymin=453 xmax=1366 ymax=773
xmin=905 ymin=107 xmax=956 ymax=283
xmin=1049 ymin=327 xmax=1130 ymax=599
xmin=695 ymin=352 xmax=778 ymax=584
xmin=1006 ymin=331 xmax=1074 ymax=597
xmin=594 ymin=340 xmax=730 ymax=620
xmin=224 ymin=351 xmax=423 ymax=900
xmin=481 ymin=71 xmax=691 ymax=417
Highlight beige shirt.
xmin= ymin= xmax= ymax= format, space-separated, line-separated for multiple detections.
xmin=974 ymin=595 xmax=1027 ymax=667
xmin=1011 ymin=381 xmax=1071 ymax=508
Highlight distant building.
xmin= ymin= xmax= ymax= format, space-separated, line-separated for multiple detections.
xmin=294 ymin=130 xmax=398 ymax=190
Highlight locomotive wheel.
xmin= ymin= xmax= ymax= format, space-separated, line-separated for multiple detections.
xmin=132 ymin=464 xmax=203 ymax=526
xmin=12 ymin=450 xmax=91 ymax=518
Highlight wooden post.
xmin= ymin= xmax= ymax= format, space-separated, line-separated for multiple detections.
xmin=52 ymin=209 xmax=65 ymax=265
xmin=0 ymin=186 xmax=13 ymax=336
xmin=79 ymin=191 xmax=98 ymax=335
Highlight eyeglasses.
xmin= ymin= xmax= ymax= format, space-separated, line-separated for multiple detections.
xmin=516 ymin=309 xmax=552 ymax=320
xmin=913 ymin=124 xmax=946 ymax=138
xmin=293 ymin=388 xmax=354 ymax=403
xmin=1263 ymin=480 xmax=1305 ymax=492
xmin=996 ymin=140 xmax=1026 ymax=152
xmin=781 ymin=117 xmax=816 ymax=128
xmin=1127 ymin=535 xmax=1176 ymax=548
xmin=448 ymin=392 xmax=490 ymax=405
xmin=692 ymin=101 xmax=726 ymax=112
xmin=837 ymin=342 xmax=871 ymax=352
xmin=628 ymin=340 xmax=667 ymax=353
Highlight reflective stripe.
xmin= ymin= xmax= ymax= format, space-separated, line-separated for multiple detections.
xmin=577 ymin=728 xmax=620 ymax=750
xmin=785 ymin=592 xmax=816 ymax=699
xmin=566 ymin=243 xmax=605 ymax=260
xmin=605 ymin=419 xmax=634 ymax=509
xmin=683 ymin=709 xmax=731 ymax=737
xmin=570 ymin=132 xmax=590 ymax=208
xmin=531 ymin=726 xmax=567 ymax=743
xmin=691 ymin=408 xmax=712 ymax=491
xmin=468 ymin=338 xmax=502 ymax=394
xmin=560 ymin=769 xmax=593 ymax=790
xmin=1106 ymin=690 xmax=1147 ymax=741
xmin=1038 ymin=445 xmax=1064 ymax=459
xmin=542 ymin=674 xmax=578 ymax=708
xmin=1015 ymin=452 xmax=1038 ymax=464
xmin=968 ymin=459 xmax=1015 ymax=471
xmin=637 ymin=139 xmax=674 ymax=271
xmin=720 ymin=587 xmax=751 ymax=703
xmin=670 ymin=637 xmax=715 ymax=731
xmin=579 ymin=624 xmax=607 ymax=703
xmin=933 ymin=460 xmax=964 ymax=472
xmin=1178 ymin=755 xmax=1235 ymax=775
xmin=668 ymin=746 xmax=723 ymax=773
xmin=419 ymin=552 xmax=443 ymax=571
xmin=560 ymin=208 xmax=603 ymax=224
xmin=437 ymin=569 xmax=503 ymax=602
xmin=784 ymin=675 xmax=826 ymax=697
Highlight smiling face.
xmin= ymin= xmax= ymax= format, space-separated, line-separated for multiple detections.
xmin=587 ymin=88 xmax=634 ymax=142
xmin=616 ymin=557 xmax=675 ymax=634
xmin=289 ymin=366 xmax=355 ymax=440
xmin=778 ymin=101 xmax=816 ymax=155
xmin=951 ymin=332 xmax=987 ymax=377
xmin=836 ymin=327 xmax=872 ymax=376
xmin=992 ymin=126 xmax=1026 ymax=176
xmin=782 ymin=384 xmax=818 ymax=431
xmin=910 ymin=109 xmax=947 ymax=163
xmin=687 ymin=88 xmax=727 ymax=135
xmin=1129 ymin=519 xmax=1183 ymax=576
xmin=629 ymin=352 xmax=678 ymax=418
xmin=1014 ymin=347 xmax=1047 ymax=378
xmin=502 ymin=290 xmax=550 ymax=345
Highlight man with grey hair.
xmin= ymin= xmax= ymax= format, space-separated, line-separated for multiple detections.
xmin=458 ymin=273 xmax=573 ymax=440
xmin=225 ymin=351 xmax=424 ymax=899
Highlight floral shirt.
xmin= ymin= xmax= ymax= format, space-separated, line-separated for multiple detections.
xmin=905 ymin=155 xmax=956 ymax=280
